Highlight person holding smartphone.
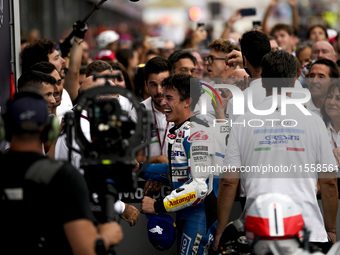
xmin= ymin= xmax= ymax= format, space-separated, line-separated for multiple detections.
xmin=182 ymin=23 xmax=207 ymax=50
xmin=221 ymin=8 xmax=243 ymax=40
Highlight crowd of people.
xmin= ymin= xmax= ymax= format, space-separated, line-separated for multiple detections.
xmin=2 ymin=1 xmax=340 ymax=255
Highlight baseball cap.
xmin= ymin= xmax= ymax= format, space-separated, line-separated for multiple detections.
xmin=6 ymin=91 xmax=48 ymax=134
xmin=95 ymin=49 xmax=116 ymax=61
xmin=327 ymin=29 xmax=338 ymax=43
xmin=146 ymin=214 xmax=176 ymax=250
xmin=96 ymin=30 xmax=119 ymax=50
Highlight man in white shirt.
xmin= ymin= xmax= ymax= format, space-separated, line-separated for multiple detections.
xmin=15 ymin=71 xmax=58 ymax=155
xmin=305 ymin=58 xmax=340 ymax=117
xmin=82 ymin=60 xmax=133 ymax=111
xmin=226 ymin=31 xmax=271 ymax=123
xmin=227 ymin=31 xmax=305 ymax=123
xmin=168 ymin=50 xmax=196 ymax=76
xmin=31 ymin=61 xmax=73 ymax=123
xmin=215 ymin=50 xmax=338 ymax=253
xmin=21 ymin=39 xmax=73 ymax=121
xmin=17 ymin=70 xmax=57 ymax=115
xmin=204 ymin=38 xmax=241 ymax=79
xmin=130 ymin=57 xmax=172 ymax=160
xmin=130 ymin=57 xmax=172 ymax=195
xmin=194 ymin=38 xmax=241 ymax=124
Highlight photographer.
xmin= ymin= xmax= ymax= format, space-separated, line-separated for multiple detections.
xmin=0 ymin=91 xmax=122 ymax=255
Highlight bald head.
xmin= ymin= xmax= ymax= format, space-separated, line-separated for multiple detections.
xmin=311 ymin=41 xmax=337 ymax=62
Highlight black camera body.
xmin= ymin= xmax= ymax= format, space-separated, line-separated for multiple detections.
xmin=64 ymin=78 xmax=152 ymax=222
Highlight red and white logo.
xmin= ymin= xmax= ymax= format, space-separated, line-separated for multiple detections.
xmin=168 ymin=134 xmax=176 ymax=139
xmin=188 ymin=131 xmax=209 ymax=142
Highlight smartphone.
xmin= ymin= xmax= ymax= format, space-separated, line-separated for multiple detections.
xmin=240 ymin=8 xmax=256 ymax=17
xmin=252 ymin=21 xmax=261 ymax=28
xmin=146 ymin=37 xmax=165 ymax=49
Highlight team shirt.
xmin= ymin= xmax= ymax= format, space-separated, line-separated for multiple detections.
xmin=305 ymin=99 xmax=322 ymax=118
xmin=225 ymin=96 xmax=337 ymax=242
xmin=56 ymin=89 xmax=73 ymax=123
xmin=227 ymin=79 xmax=306 ymax=122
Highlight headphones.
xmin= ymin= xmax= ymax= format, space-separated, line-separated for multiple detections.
xmin=40 ymin=114 xmax=60 ymax=143
xmin=0 ymin=90 xmax=60 ymax=143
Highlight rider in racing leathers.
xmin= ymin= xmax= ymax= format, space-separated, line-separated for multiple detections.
xmin=140 ymin=74 xmax=227 ymax=255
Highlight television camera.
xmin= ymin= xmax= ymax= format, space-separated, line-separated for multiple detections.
xmin=63 ymin=74 xmax=152 ymax=223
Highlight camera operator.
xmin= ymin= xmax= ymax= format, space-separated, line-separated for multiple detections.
xmin=54 ymin=72 xmax=140 ymax=227
xmin=0 ymin=91 xmax=122 ymax=255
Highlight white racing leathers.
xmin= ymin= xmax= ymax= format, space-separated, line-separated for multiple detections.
xmin=151 ymin=116 xmax=226 ymax=255
xmin=164 ymin=119 xmax=214 ymax=211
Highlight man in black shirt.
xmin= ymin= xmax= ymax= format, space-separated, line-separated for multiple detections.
xmin=0 ymin=91 xmax=123 ymax=255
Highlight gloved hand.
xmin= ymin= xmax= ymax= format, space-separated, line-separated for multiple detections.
xmin=73 ymin=20 xmax=88 ymax=39
xmin=59 ymin=37 xmax=72 ymax=58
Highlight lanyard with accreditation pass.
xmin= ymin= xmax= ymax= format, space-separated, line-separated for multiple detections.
xmin=151 ymin=102 xmax=169 ymax=155
xmin=332 ymin=133 xmax=338 ymax=148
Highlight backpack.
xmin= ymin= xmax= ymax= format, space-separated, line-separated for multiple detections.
xmin=1 ymin=158 xmax=64 ymax=255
